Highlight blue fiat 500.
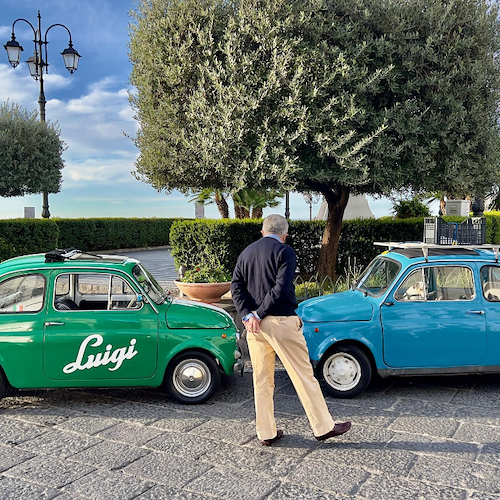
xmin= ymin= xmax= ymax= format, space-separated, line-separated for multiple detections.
xmin=297 ymin=243 xmax=500 ymax=398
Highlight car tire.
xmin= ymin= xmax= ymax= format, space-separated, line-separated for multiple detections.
xmin=318 ymin=344 xmax=372 ymax=398
xmin=0 ymin=370 xmax=6 ymax=400
xmin=165 ymin=351 xmax=221 ymax=404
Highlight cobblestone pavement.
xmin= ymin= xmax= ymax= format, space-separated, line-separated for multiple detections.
xmin=1 ymin=249 xmax=500 ymax=499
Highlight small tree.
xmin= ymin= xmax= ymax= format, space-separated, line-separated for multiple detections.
xmin=0 ymin=102 xmax=65 ymax=198
xmin=391 ymin=197 xmax=431 ymax=219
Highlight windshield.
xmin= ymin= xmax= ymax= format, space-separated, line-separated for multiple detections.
xmin=355 ymin=257 xmax=401 ymax=297
xmin=132 ymin=264 xmax=168 ymax=305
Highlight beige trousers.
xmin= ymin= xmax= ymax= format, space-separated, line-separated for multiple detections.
xmin=246 ymin=315 xmax=335 ymax=440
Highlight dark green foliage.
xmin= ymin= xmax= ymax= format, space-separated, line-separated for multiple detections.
xmin=55 ymin=218 xmax=183 ymax=251
xmin=0 ymin=102 xmax=65 ymax=197
xmin=391 ymin=199 xmax=431 ymax=219
xmin=0 ymin=220 xmax=59 ymax=261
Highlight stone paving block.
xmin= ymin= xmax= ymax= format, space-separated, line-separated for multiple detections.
xmin=122 ymin=452 xmax=212 ymax=488
xmin=338 ymin=391 xmax=398 ymax=411
xmin=18 ymin=429 xmax=100 ymax=458
xmin=188 ymin=417 xmax=255 ymax=445
xmin=453 ymin=405 xmax=500 ymax=427
xmin=326 ymin=422 xmax=394 ymax=448
xmin=3 ymin=404 xmax=75 ymax=427
xmin=200 ymin=440 xmax=302 ymax=477
xmin=358 ymin=474 xmax=467 ymax=500
xmin=269 ymin=394 xmax=307 ymax=416
xmin=0 ymin=476 xmax=61 ymax=500
xmin=286 ymin=460 xmax=369 ymax=496
xmin=183 ymin=401 xmax=256 ymax=420
xmin=97 ymin=422 xmax=165 ymax=446
xmin=477 ymin=443 xmax=500 ymax=468
xmin=186 ymin=467 xmax=279 ymax=500
xmin=70 ymin=440 xmax=150 ymax=470
xmin=450 ymin=388 xmax=500 ymax=410
xmin=62 ymin=469 xmax=154 ymax=500
xmin=452 ymin=422 xmax=500 ymax=444
xmin=144 ymin=431 xmax=217 ymax=460
xmin=307 ymin=446 xmax=417 ymax=476
xmin=95 ymin=401 xmax=174 ymax=424
xmin=150 ymin=413 xmax=209 ymax=433
xmin=384 ymin=380 xmax=458 ymax=403
xmin=36 ymin=390 xmax=124 ymax=414
xmin=56 ymin=415 xmax=119 ymax=435
xmin=135 ymin=484 xmax=217 ymax=500
xmin=266 ymin=482 xmax=348 ymax=500
xmin=387 ymin=432 xmax=479 ymax=461
xmin=0 ymin=416 xmax=48 ymax=445
xmin=408 ymin=455 xmax=500 ymax=495
xmin=388 ymin=415 xmax=459 ymax=438
xmin=208 ymin=374 xmax=256 ymax=404
xmin=469 ymin=493 xmax=500 ymax=500
xmin=0 ymin=444 xmax=34 ymax=472
xmin=326 ymin=401 xmax=397 ymax=429
xmin=391 ymin=399 xmax=460 ymax=418
xmin=4 ymin=455 xmax=94 ymax=488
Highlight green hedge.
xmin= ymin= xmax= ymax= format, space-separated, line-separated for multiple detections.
xmin=55 ymin=218 xmax=184 ymax=251
xmin=0 ymin=219 xmax=59 ymax=261
xmin=170 ymin=215 xmax=500 ymax=276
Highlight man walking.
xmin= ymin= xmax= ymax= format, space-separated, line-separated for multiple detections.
xmin=231 ymin=214 xmax=351 ymax=445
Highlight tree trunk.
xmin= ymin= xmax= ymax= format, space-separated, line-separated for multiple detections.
xmin=234 ymin=201 xmax=249 ymax=219
xmin=316 ymin=184 xmax=350 ymax=279
xmin=215 ymin=191 xmax=229 ymax=218
xmin=251 ymin=206 xmax=263 ymax=218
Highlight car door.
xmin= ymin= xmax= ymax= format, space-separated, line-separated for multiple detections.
xmin=381 ymin=263 xmax=486 ymax=368
xmin=43 ymin=270 xmax=158 ymax=381
xmin=479 ymin=264 xmax=500 ymax=362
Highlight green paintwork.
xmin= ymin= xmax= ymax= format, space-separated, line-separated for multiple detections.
xmin=0 ymin=252 xmax=239 ymax=391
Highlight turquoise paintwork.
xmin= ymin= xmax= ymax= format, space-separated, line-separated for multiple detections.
xmin=297 ymin=248 xmax=500 ymax=378
xmin=0 ymin=252 xmax=239 ymax=393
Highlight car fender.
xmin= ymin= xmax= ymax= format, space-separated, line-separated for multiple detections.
xmin=162 ymin=337 xmax=235 ymax=376
xmin=307 ymin=320 xmax=384 ymax=370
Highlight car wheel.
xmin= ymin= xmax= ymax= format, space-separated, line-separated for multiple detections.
xmin=165 ymin=351 xmax=221 ymax=404
xmin=319 ymin=344 xmax=372 ymax=398
xmin=0 ymin=370 xmax=6 ymax=400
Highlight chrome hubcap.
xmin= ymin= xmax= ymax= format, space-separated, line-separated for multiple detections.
xmin=323 ymin=352 xmax=361 ymax=391
xmin=173 ymin=359 xmax=211 ymax=398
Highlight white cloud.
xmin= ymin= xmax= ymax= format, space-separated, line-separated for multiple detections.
xmin=0 ymin=26 xmax=10 ymax=38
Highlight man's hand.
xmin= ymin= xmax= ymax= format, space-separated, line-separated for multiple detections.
xmin=244 ymin=315 xmax=261 ymax=333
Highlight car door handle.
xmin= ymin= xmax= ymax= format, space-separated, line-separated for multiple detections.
xmin=45 ymin=321 xmax=65 ymax=326
xmin=466 ymin=311 xmax=485 ymax=315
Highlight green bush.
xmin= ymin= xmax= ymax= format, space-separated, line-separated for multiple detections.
xmin=0 ymin=219 xmax=59 ymax=261
xmin=55 ymin=218 xmax=184 ymax=251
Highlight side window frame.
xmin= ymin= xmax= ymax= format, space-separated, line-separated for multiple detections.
xmin=480 ymin=265 xmax=500 ymax=302
xmin=0 ymin=273 xmax=46 ymax=314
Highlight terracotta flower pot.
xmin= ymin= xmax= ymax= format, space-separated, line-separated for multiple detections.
xmin=174 ymin=280 xmax=231 ymax=303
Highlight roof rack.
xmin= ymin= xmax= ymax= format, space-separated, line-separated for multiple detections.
xmin=373 ymin=241 xmax=500 ymax=262
xmin=45 ymin=248 xmax=103 ymax=263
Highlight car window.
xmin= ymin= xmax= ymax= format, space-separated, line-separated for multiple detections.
xmin=0 ymin=274 xmax=45 ymax=313
xmin=481 ymin=266 xmax=500 ymax=301
xmin=132 ymin=265 xmax=167 ymax=305
xmin=54 ymin=273 xmax=141 ymax=311
xmin=396 ymin=266 xmax=474 ymax=302
xmin=356 ymin=257 xmax=401 ymax=297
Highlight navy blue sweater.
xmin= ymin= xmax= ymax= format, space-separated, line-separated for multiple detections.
xmin=231 ymin=236 xmax=298 ymax=320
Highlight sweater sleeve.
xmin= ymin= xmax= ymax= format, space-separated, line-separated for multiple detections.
xmin=230 ymin=257 xmax=254 ymax=317
xmin=255 ymin=246 xmax=296 ymax=320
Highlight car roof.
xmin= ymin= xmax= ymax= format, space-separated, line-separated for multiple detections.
xmin=0 ymin=252 xmax=140 ymax=275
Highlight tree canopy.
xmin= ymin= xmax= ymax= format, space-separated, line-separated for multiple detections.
xmin=0 ymin=102 xmax=65 ymax=198
xmin=129 ymin=0 xmax=500 ymax=277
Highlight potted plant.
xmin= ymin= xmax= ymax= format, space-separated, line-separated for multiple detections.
xmin=175 ymin=265 xmax=232 ymax=303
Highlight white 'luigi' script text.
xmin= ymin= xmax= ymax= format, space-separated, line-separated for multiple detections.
xmin=63 ymin=334 xmax=138 ymax=374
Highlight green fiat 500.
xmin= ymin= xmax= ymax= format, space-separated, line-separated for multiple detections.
xmin=0 ymin=249 xmax=242 ymax=404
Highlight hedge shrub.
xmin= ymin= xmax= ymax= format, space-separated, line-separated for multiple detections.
xmin=0 ymin=219 xmax=59 ymax=261
xmin=55 ymin=218 xmax=183 ymax=251
xmin=170 ymin=214 xmax=500 ymax=276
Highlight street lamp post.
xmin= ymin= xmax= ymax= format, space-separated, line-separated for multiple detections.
xmin=4 ymin=10 xmax=80 ymax=218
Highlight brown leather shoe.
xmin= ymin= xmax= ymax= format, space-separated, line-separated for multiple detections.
xmin=259 ymin=429 xmax=284 ymax=446
xmin=315 ymin=421 xmax=352 ymax=441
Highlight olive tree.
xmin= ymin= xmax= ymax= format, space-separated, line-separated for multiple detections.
xmin=0 ymin=102 xmax=65 ymax=198
xmin=129 ymin=0 xmax=500 ymax=277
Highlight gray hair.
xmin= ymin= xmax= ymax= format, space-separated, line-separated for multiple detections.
xmin=262 ymin=214 xmax=288 ymax=236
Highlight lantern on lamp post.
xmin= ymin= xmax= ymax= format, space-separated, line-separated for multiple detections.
xmin=4 ymin=11 xmax=81 ymax=218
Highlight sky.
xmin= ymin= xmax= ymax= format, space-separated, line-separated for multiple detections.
xmin=0 ymin=0 xmax=400 ymax=221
